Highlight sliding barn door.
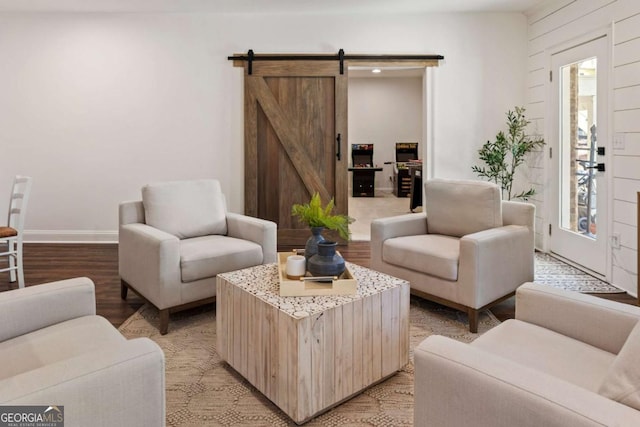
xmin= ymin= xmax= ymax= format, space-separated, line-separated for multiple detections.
xmin=244 ymin=61 xmax=348 ymax=246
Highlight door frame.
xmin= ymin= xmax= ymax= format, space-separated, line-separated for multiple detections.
xmin=229 ymin=51 xmax=443 ymax=232
xmin=544 ymin=25 xmax=614 ymax=280
xmin=346 ymin=66 xmax=437 ymax=192
xmin=342 ymin=58 xmax=440 ymax=192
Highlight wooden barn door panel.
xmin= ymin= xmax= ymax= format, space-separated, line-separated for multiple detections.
xmin=245 ymin=61 xmax=347 ymax=246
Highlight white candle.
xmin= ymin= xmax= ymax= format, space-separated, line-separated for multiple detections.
xmin=286 ymin=255 xmax=306 ymax=279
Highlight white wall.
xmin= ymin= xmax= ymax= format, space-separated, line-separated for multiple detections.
xmin=526 ymin=0 xmax=640 ymax=295
xmin=348 ymin=76 xmax=422 ymax=191
xmin=0 ymin=11 xmax=527 ymax=242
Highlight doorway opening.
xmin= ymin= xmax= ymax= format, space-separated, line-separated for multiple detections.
xmin=347 ymin=67 xmax=427 ymax=240
xmin=229 ymin=50 xmax=441 ymax=245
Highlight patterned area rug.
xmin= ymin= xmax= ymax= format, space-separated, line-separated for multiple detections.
xmin=534 ymin=253 xmax=624 ymax=293
xmin=119 ymin=297 xmax=499 ymax=426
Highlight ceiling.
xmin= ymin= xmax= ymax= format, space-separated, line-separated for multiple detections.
xmin=0 ymin=0 xmax=548 ymax=14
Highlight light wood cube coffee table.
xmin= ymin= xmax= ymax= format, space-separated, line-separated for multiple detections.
xmin=216 ymin=261 xmax=409 ymax=424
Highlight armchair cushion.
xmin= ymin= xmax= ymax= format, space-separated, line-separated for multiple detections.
xmin=0 ymin=316 xmax=125 ymax=381
xmin=142 ymin=179 xmax=227 ymax=239
xmin=425 ymin=179 xmax=502 ymax=237
xmin=472 ymin=319 xmax=615 ymax=392
xmin=179 ymin=235 xmax=263 ymax=282
xmin=0 ymin=277 xmax=96 ymax=343
xmin=383 ymin=234 xmax=460 ymax=281
xmin=599 ymin=321 xmax=640 ymax=410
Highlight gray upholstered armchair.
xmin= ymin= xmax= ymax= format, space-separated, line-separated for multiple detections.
xmin=119 ymin=179 xmax=277 ymax=334
xmin=414 ymin=283 xmax=640 ymax=426
xmin=371 ymin=178 xmax=535 ymax=332
xmin=0 ymin=277 xmax=165 ymax=426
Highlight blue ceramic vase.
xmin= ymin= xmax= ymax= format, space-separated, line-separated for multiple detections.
xmin=304 ymin=226 xmax=325 ymax=261
xmin=307 ymin=241 xmax=346 ymax=277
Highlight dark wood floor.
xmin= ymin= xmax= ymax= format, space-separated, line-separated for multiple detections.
xmin=1 ymin=242 xmax=636 ymax=328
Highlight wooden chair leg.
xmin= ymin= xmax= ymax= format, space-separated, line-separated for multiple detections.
xmin=159 ymin=309 xmax=170 ymax=335
xmin=468 ymin=308 xmax=479 ymax=333
xmin=120 ymin=280 xmax=129 ymax=300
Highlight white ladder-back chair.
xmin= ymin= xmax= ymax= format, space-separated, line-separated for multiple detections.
xmin=0 ymin=176 xmax=33 ymax=288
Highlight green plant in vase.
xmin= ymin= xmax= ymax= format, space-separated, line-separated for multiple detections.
xmin=291 ymin=192 xmax=354 ymax=260
xmin=472 ymin=106 xmax=545 ymax=200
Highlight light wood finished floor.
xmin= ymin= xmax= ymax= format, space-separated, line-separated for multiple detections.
xmin=0 ymin=242 xmax=636 ymax=328
xmin=348 ymin=190 xmax=417 ymax=241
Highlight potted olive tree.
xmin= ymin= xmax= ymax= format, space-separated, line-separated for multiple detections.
xmin=472 ymin=106 xmax=545 ymax=200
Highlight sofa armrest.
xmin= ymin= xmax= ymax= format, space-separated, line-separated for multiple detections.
xmin=459 ymin=225 xmax=533 ymax=307
xmin=516 ymin=282 xmax=640 ymax=354
xmin=118 ymin=223 xmax=181 ymax=309
xmin=0 ymin=278 xmax=95 ymax=343
xmin=371 ymin=213 xmax=427 ymax=269
xmin=0 ymin=338 xmax=165 ymax=427
xmin=414 ymin=335 xmax=640 ymax=427
xmin=226 ymin=212 xmax=277 ymax=264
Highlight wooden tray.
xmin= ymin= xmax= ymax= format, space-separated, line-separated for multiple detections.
xmin=277 ymin=252 xmax=357 ymax=297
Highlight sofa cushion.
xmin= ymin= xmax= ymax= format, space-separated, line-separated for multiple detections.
xmin=472 ymin=319 xmax=616 ymax=392
xmin=180 ymin=235 xmax=264 ymax=282
xmin=598 ymin=321 xmax=640 ymax=410
xmin=383 ymin=234 xmax=460 ymax=281
xmin=425 ymin=179 xmax=502 ymax=238
xmin=0 ymin=316 xmax=125 ymax=381
xmin=142 ymin=179 xmax=227 ymax=239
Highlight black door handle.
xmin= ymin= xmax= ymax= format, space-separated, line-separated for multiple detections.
xmin=336 ymin=133 xmax=341 ymax=161
xmin=585 ymin=163 xmax=605 ymax=172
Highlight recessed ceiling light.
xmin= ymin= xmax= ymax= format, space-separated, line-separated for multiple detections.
xmin=372 ymin=68 xmax=382 ymax=74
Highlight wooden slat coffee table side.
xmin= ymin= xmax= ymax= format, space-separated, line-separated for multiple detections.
xmin=216 ymin=263 xmax=410 ymax=424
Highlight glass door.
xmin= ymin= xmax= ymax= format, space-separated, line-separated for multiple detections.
xmin=550 ymin=36 xmax=608 ymax=276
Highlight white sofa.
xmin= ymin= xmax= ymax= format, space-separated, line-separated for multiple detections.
xmin=0 ymin=277 xmax=165 ymax=426
xmin=371 ymin=178 xmax=535 ymax=332
xmin=414 ymin=282 xmax=640 ymax=426
xmin=119 ymin=179 xmax=277 ymax=334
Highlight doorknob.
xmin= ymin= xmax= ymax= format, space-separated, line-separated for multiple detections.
xmin=336 ymin=133 xmax=342 ymax=161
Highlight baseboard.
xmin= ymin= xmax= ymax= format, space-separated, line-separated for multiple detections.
xmin=24 ymin=230 xmax=118 ymax=243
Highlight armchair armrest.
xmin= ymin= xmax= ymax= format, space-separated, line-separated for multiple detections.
xmin=226 ymin=212 xmax=277 ymax=264
xmin=371 ymin=213 xmax=427 ymax=269
xmin=502 ymin=200 xmax=535 ymax=229
xmin=372 ymin=213 xmax=427 ymax=241
xmin=118 ymin=223 xmax=181 ymax=309
xmin=459 ymin=225 xmax=533 ymax=307
xmin=516 ymin=283 xmax=640 ymax=354
xmin=0 ymin=338 xmax=165 ymax=427
xmin=119 ymin=200 xmax=145 ymax=226
xmin=414 ymin=335 xmax=640 ymax=427
xmin=502 ymin=200 xmax=535 ymax=250
xmin=0 ymin=278 xmax=95 ymax=343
